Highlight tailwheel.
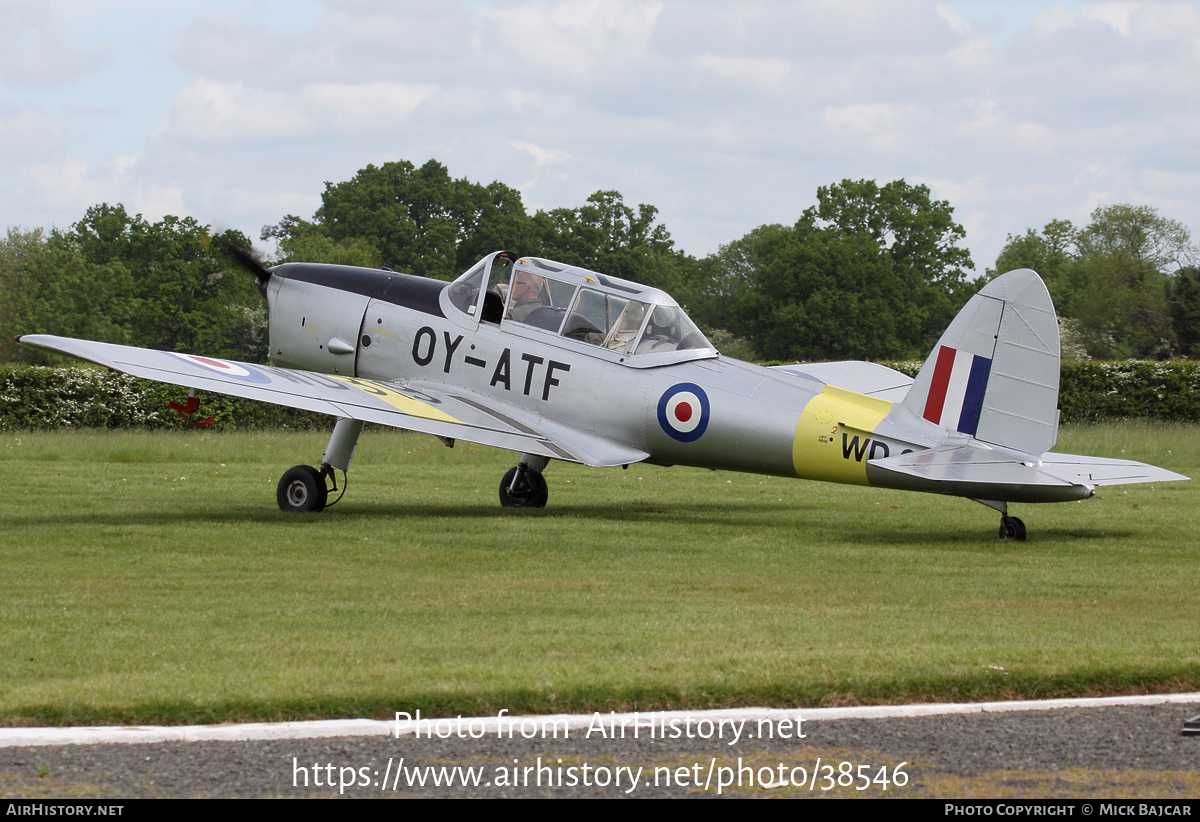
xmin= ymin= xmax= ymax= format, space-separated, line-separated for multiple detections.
xmin=999 ymin=515 xmax=1026 ymax=542
xmin=277 ymin=465 xmax=328 ymax=513
xmin=499 ymin=465 xmax=548 ymax=508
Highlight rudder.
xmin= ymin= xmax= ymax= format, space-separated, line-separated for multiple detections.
xmin=902 ymin=269 xmax=1060 ymax=455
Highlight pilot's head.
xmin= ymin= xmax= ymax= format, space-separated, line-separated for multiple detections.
xmin=512 ymin=271 xmax=544 ymax=302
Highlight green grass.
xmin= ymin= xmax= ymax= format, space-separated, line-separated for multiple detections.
xmin=0 ymin=422 xmax=1197 ymax=726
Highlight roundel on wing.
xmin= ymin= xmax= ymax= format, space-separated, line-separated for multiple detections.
xmin=657 ymin=383 xmax=710 ymax=443
xmin=170 ymin=353 xmax=272 ymax=384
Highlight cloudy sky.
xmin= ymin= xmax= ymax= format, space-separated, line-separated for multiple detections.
xmin=2 ymin=0 xmax=1198 ymax=276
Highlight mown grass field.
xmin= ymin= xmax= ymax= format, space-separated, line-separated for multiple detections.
xmin=0 ymin=423 xmax=1197 ymax=726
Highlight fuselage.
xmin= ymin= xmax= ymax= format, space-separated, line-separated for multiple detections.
xmin=263 ymin=259 xmax=946 ymax=487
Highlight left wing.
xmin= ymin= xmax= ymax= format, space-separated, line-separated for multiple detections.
xmin=17 ymin=335 xmax=648 ymax=468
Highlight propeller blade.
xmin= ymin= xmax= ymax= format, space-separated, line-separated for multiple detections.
xmin=226 ymin=246 xmax=275 ymax=299
xmin=227 ymin=245 xmax=274 ymax=284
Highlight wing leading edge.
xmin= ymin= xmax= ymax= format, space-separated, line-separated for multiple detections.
xmin=16 ymin=335 xmax=648 ymax=468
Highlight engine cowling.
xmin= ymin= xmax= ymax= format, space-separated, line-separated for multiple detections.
xmin=267 ymin=263 xmax=374 ymax=375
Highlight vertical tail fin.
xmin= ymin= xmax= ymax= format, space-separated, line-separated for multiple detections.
xmin=902 ymin=269 xmax=1060 ymax=455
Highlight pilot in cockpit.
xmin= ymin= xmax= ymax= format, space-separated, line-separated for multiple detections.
xmin=505 ymin=271 xmax=546 ymax=322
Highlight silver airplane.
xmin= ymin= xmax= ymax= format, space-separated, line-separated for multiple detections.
xmin=18 ymin=249 xmax=1187 ymax=540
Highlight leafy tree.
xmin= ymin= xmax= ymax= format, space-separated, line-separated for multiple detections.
xmin=701 ymin=179 xmax=974 ymax=362
xmin=681 ymin=224 xmax=787 ymax=344
xmin=733 ymin=222 xmax=922 ymax=361
xmin=809 ymin=179 xmax=974 ymax=296
xmin=457 ymin=180 xmax=543 ymax=267
xmin=56 ymin=204 xmax=264 ymax=360
xmin=531 ymin=190 xmax=686 ymax=292
xmin=306 ymin=161 xmax=692 ymax=290
xmin=992 ymin=205 xmax=1198 ymax=358
xmin=1169 ymin=267 xmax=1200 ymax=357
xmin=314 ymin=160 xmax=534 ymax=279
xmin=988 ymin=218 xmax=1081 ymax=307
xmin=1 ymin=228 xmax=52 ymax=362
xmin=1 ymin=227 xmax=136 ymax=364
xmin=263 ymin=215 xmax=381 ymax=268
xmin=1078 ymin=204 xmax=1195 ymax=272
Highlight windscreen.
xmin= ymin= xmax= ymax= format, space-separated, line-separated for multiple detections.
xmin=635 ymin=305 xmax=712 ymax=354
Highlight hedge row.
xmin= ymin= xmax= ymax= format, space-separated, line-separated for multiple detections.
xmin=1056 ymin=360 xmax=1200 ymax=422
xmin=0 ymin=365 xmax=332 ymax=431
xmin=2 ymin=360 xmax=1198 ymax=432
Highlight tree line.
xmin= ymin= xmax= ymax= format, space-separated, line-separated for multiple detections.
xmin=3 ymin=157 xmax=1197 ymax=366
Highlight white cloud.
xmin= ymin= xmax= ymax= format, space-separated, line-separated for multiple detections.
xmin=1010 ymin=122 xmax=1060 ymax=156
xmin=936 ymin=4 xmax=972 ymax=35
xmin=1029 ymin=0 xmax=1200 ymax=44
xmin=0 ymin=1 xmax=111 ymax=88
xmin=128 ymin=182 xmax=189 ymax=223
xmin=482 ymin=0 xmax=663 ymax=74
xmin=26 ymin=157 xmax=110 ymax=210
xmin=946 ymin=36 xmax=996 ymax=67
xmin=1030 ymin=5 xmax=1083 ymax=36
xmin=162 ymin=80 xmax=311 ymax=143
xmin=820 ymin=103 xmax=929 ymax=152
xmin=550 ymin=0 xmax=663 ymax=38
xmin=304 ymin=82 xmax=438 ymax=125
xmin=0 ymin=101 xmax=66 ymax=163
xmin=503 ymin=89 xmax=541 ymax=113
xmin=692 ymin=55 xmax=791 ymax=89
xmin=512 ymin=141 xmax=569 ymax=166
xmin=111 ymin=154 xmax=138 ymax=175
xmin=1080 ymin=2 xmax=1137 ymax=37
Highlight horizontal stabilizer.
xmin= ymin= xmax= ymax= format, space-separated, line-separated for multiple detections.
xmin=1039 ymin=453 xmax=1189 ymax=486
xmin=866 ymin=441 xmax=1093 ymax=503
xmin=868 ymin=441 xmax=1188 ymax=503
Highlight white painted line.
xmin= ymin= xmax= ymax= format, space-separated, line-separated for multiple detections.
xmin=3 ymin=693 xmax=1198 ymax=748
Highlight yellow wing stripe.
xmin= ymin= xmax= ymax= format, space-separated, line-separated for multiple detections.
xmin=332 ymin=376 xmax=461 ymax=424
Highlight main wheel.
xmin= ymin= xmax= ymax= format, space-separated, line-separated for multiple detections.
xmin=499 ymin=466 xmax=548 ymax=508
xmin=998 ymin=515 xmax=1026 ymax=542
xmin=277 ymin=465 xmax=328 ymax=513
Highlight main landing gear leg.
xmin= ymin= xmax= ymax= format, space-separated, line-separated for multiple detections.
xmin=500 ymin=453 xmax=550 ymax=508
xmin=974 ymin=499 xmax=1027 ymax=541
xmin=277 ymin=417 xmax=364 ymax=513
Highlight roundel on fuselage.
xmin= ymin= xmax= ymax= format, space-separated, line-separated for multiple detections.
xmin=657 ymin=383 xmax=710 ymax=442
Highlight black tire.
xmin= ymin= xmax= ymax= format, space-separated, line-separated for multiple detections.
xmin=999 ymin=515 xmax=1027 ymax=542
xmin=499 ymin=466 xmax=548 ymax=508
xmin=277 ymin=465 xmax=328 ymax=513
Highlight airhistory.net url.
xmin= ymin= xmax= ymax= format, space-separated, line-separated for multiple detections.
xmin=291 ymin=756 xmax=909 ymax=795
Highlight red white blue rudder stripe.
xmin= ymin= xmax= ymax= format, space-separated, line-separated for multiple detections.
xmin=921 ymin=346 xmax=992 ymax=437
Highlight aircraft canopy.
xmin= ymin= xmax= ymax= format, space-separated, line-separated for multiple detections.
xmin=446 ymin=252 xmax=716 ymax=365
